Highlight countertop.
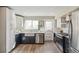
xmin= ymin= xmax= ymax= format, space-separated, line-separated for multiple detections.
xmin=16 ymin=30 xmax=45 ymax=34
xmin=55 ymin=32 xmax=70 ymax=39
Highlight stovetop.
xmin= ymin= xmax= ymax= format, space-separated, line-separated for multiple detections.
xmin=55 ymin=33 xmax=69 ymax=39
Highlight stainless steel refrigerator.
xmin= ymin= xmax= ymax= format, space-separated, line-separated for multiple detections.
xmin=69 ymin=10 xmax=79 ymax=53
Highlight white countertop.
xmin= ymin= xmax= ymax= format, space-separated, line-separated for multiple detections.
xmin=16 ymin=30 xmax=45 ymax=34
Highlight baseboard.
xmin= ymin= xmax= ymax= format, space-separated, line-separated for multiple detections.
xmin=45 ymin=40 xmax=54 ymax=42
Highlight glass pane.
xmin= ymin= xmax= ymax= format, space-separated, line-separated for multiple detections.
xmin=45 ymin=21 xmax=53 ymax=31
xmin=33 ymin=20 xmax=38 ymax=29
xmin=16 ymin=16 xmax=23 ymax=28
xmin=24 ymin=20 xmax=32 ymax=30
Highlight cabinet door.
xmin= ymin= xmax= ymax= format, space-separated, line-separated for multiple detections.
xmin=57 ymin=18 xmax=61 ymax=28
xmin=36 ymin=33 xmax=44 ymax=43
xmin=39 ymin=33 xmax=44 ymax=43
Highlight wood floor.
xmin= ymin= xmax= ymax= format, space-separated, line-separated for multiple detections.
xmin=11 ymin=41 xmax=61 ymax=53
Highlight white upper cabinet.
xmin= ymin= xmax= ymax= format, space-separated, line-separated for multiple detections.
xmin=57 ymin=18 xmax=61 ymax=28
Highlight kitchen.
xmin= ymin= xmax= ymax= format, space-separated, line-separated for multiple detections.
xmin=0 ymin=6 xmax=79 ymax=53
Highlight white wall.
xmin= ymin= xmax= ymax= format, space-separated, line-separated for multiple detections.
xmin=6 ymin=8 xmax=16 ymax=52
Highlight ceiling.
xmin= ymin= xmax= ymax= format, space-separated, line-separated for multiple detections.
xmin=10 ymin=6 xmax=78 ymax=17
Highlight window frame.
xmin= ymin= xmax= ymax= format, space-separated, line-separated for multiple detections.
xmin=24 ymin=20 xmax=39 ymax=30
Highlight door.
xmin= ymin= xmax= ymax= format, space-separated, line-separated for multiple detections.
xmin=45 ymin=20 xmax=53 ymax=41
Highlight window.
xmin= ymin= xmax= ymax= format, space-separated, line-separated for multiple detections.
xmin=45 ymin=21 xmax=53 ymax=31
xmin=33 ymin=20 xmax=38 ymax=29
xmin=24 ymin=20 xmax=38 ymax=30
xmin=16 ymin=15 xmax=24 ymax=28
xmin=24 ymin=20 xmax=32 ymax=29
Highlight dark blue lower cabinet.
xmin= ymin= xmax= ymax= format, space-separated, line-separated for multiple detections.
xmin=21 ymin=36 xmax=29 ymax=44
xmin=21 ymin=36 xmax=35 ymax=44
xmin=54 ymin=33 xmax=69 ymax=53
xmin=63 ymin=37 xmax=69 ymax=53
xmin=29 ymin=36 xmax=35 ymax=44
xmin=15 ymin=33 xmax=36 ymax=44
xmin=15 ymin=33 xmax=24 ymax=44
